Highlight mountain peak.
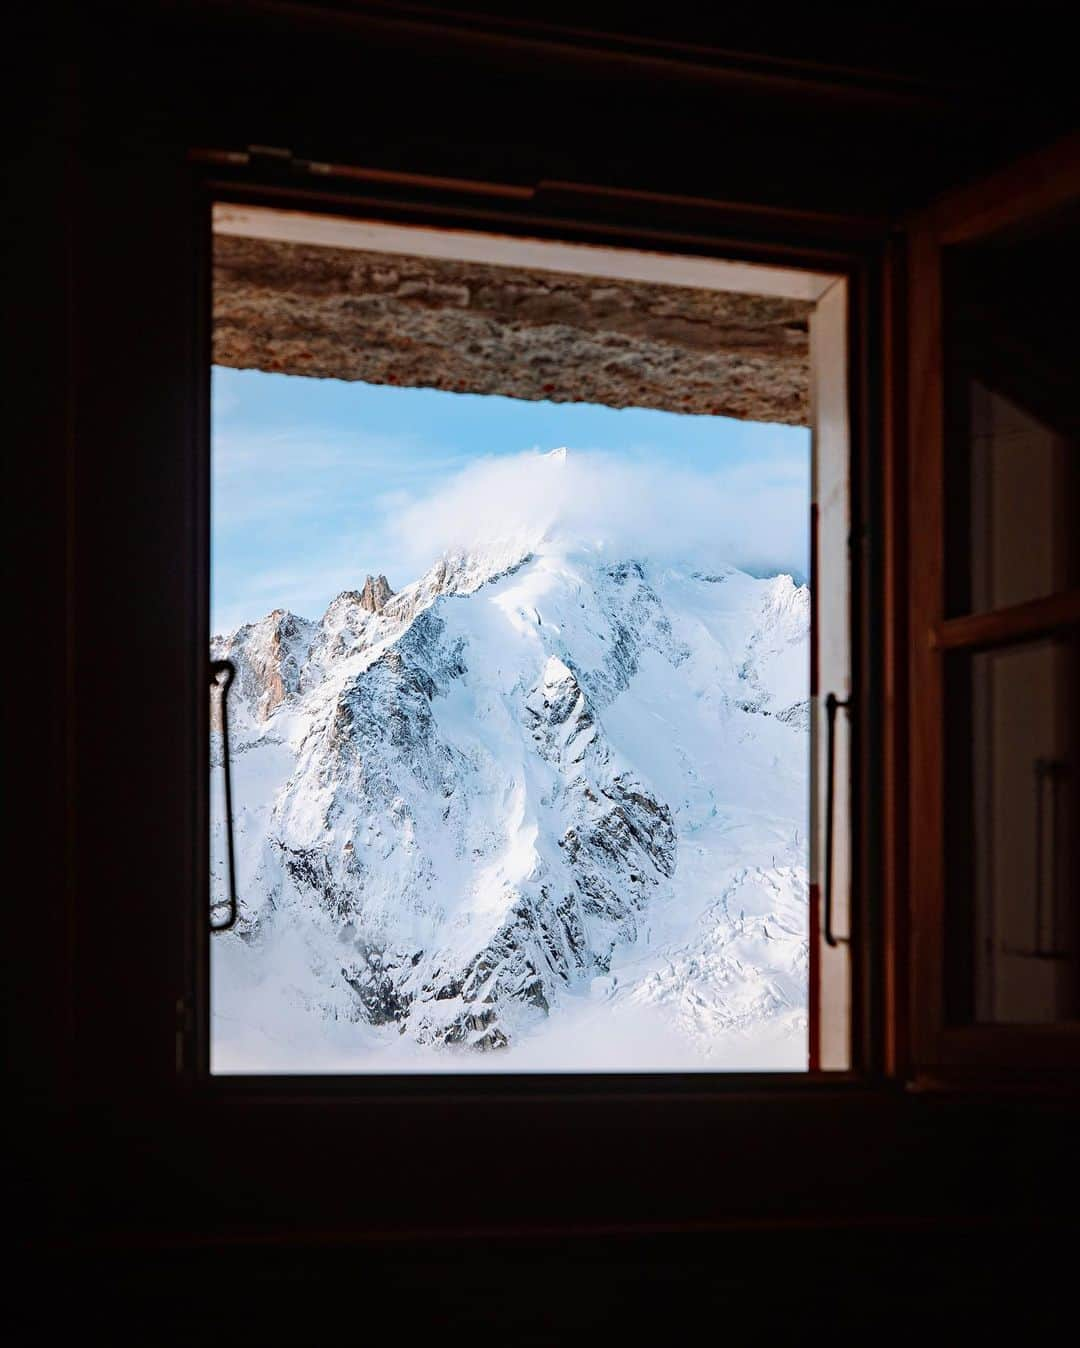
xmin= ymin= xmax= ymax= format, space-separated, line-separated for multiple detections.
xmin=212 ymin=545 xmax=810 ymax=1068
xmin=359 ymin=574 xmax=394 ymax=613
xmin=544 ymin=446 xmax=568 ymax=463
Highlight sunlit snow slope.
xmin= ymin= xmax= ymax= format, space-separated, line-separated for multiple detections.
xmin=210 ymin=487 xmax=809 ymax=1072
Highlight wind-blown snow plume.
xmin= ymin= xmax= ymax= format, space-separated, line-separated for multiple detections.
xmin=386 ymin=446 xmax=808 ymax=584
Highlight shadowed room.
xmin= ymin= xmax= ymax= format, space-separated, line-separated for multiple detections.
xmin=11 ymin=2 xmax=1080 ymax=1337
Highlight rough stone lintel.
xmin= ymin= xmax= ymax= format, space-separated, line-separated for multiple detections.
xmin=213 ymin=235 xmax=811 ymax=426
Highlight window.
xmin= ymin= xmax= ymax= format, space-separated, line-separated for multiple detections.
xmin=203 ymin=203 xmax=854 ymax=1076
xmin=907 ymin=140 xmax=1080 ymax=1073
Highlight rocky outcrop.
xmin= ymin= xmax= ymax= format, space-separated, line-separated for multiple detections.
xmin=213 ymin=235 xmax=812 ymax=425
xmin=359 ymin=574 xmax=393 ymax=613
xmin=211 ymin=609 xmax=313 ymax=724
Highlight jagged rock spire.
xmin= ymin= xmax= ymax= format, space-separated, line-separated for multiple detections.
xmin=360 ymin=574 xmax=393 ymax=613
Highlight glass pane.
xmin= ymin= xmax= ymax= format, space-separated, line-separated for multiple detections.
xmin=208 ymin=209 xmax=822 ymax=1073
xmin=944 ymin=226 xmax=1079 ymax=617
xmin=946 ymin=635 xmax=1079 ymax=1025
xmin=964 ymin=383 xmax=1075 ymax=613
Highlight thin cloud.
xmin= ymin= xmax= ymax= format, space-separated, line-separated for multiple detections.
xmin=384 ymin=447 xmax=808 ymax=583
xmin=212 ymin=427 xmax=474 ymax=533
xmin=212 ymin=410 xmax=809 ymax=631
xmin=214 ymin=445 xmax=809 ymax=632
xmin=212 ymin=543 xmax=366 ymax=636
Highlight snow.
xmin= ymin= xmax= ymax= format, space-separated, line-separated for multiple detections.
xmin=210 ymin=504 xmax=809 ymax=1073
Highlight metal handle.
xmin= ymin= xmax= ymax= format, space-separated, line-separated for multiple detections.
xmin=210 ymin=659 xmax=239 ymax=933
xmin=824 ymin=691 xmax=851 ymax=948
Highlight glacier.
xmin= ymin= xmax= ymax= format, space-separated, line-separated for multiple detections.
xmin=210 ymin=517 xmax=810 ymax=1072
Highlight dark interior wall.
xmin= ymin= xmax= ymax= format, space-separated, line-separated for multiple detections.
xmin=35 ymin=1 xmax=1080 ymax=217
xmin=9 ymin=1 xmax=1080 ymax=1325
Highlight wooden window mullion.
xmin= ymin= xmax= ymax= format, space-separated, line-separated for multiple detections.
xmin=933 ymin=591 xmax=1080 ymax=654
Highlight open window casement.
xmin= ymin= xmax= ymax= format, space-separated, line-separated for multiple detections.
xmin=905 ymin=132 xmax=1080 ymax=1078
xmin=200 ymin=197 xmax=858 ymax=1081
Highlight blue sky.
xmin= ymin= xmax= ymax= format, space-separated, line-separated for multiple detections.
xmin=212 ymin=367 xmax=810 ymax=634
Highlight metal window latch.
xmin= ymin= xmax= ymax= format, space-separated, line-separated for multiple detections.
xmin=824 ymin=691 xmax=852 ymax=948
xmin=210 ymin=659 xmax=239 ymax=933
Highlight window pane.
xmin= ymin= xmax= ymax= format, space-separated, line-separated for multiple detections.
xmin=946 ymin=635 xmax=1079 ymax=1025
xmin=208 ymin=211 xmax=825 ymax=1074
xmin=210 ymin=380 xmax=813 ymax=1072
xmin=944 ymin=226 xmax=1079 ymax=617
xmin=963 ymin=383 xmax=1075 ymax=613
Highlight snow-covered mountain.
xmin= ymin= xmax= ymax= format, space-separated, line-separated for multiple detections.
xmin=210 ymin=477 xmax=810 ymax=1072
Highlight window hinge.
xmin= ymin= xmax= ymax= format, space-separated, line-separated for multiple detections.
xmin=244 ymin=144 xmax=334 ymax=176
xmin=247 ymin=143 xmax=294 ymax=164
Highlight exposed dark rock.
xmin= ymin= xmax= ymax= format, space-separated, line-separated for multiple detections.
xmin=211 ymin=609 xmax=314 ymax=723
xmin=360 ymin=574 xmax=393 ymax=613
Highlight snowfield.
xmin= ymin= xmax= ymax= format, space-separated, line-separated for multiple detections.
xmin=210 ymin=470 xmax=809 ymax=1072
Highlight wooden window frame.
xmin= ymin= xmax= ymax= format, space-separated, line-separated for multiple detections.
xmin=183 ymin=156 xmax=882 ymax=1094
xmin=905 ymin=131 xmax=1080 ymax=1080
xmin=55 ymin=127 xmax=1080 ymax=1254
